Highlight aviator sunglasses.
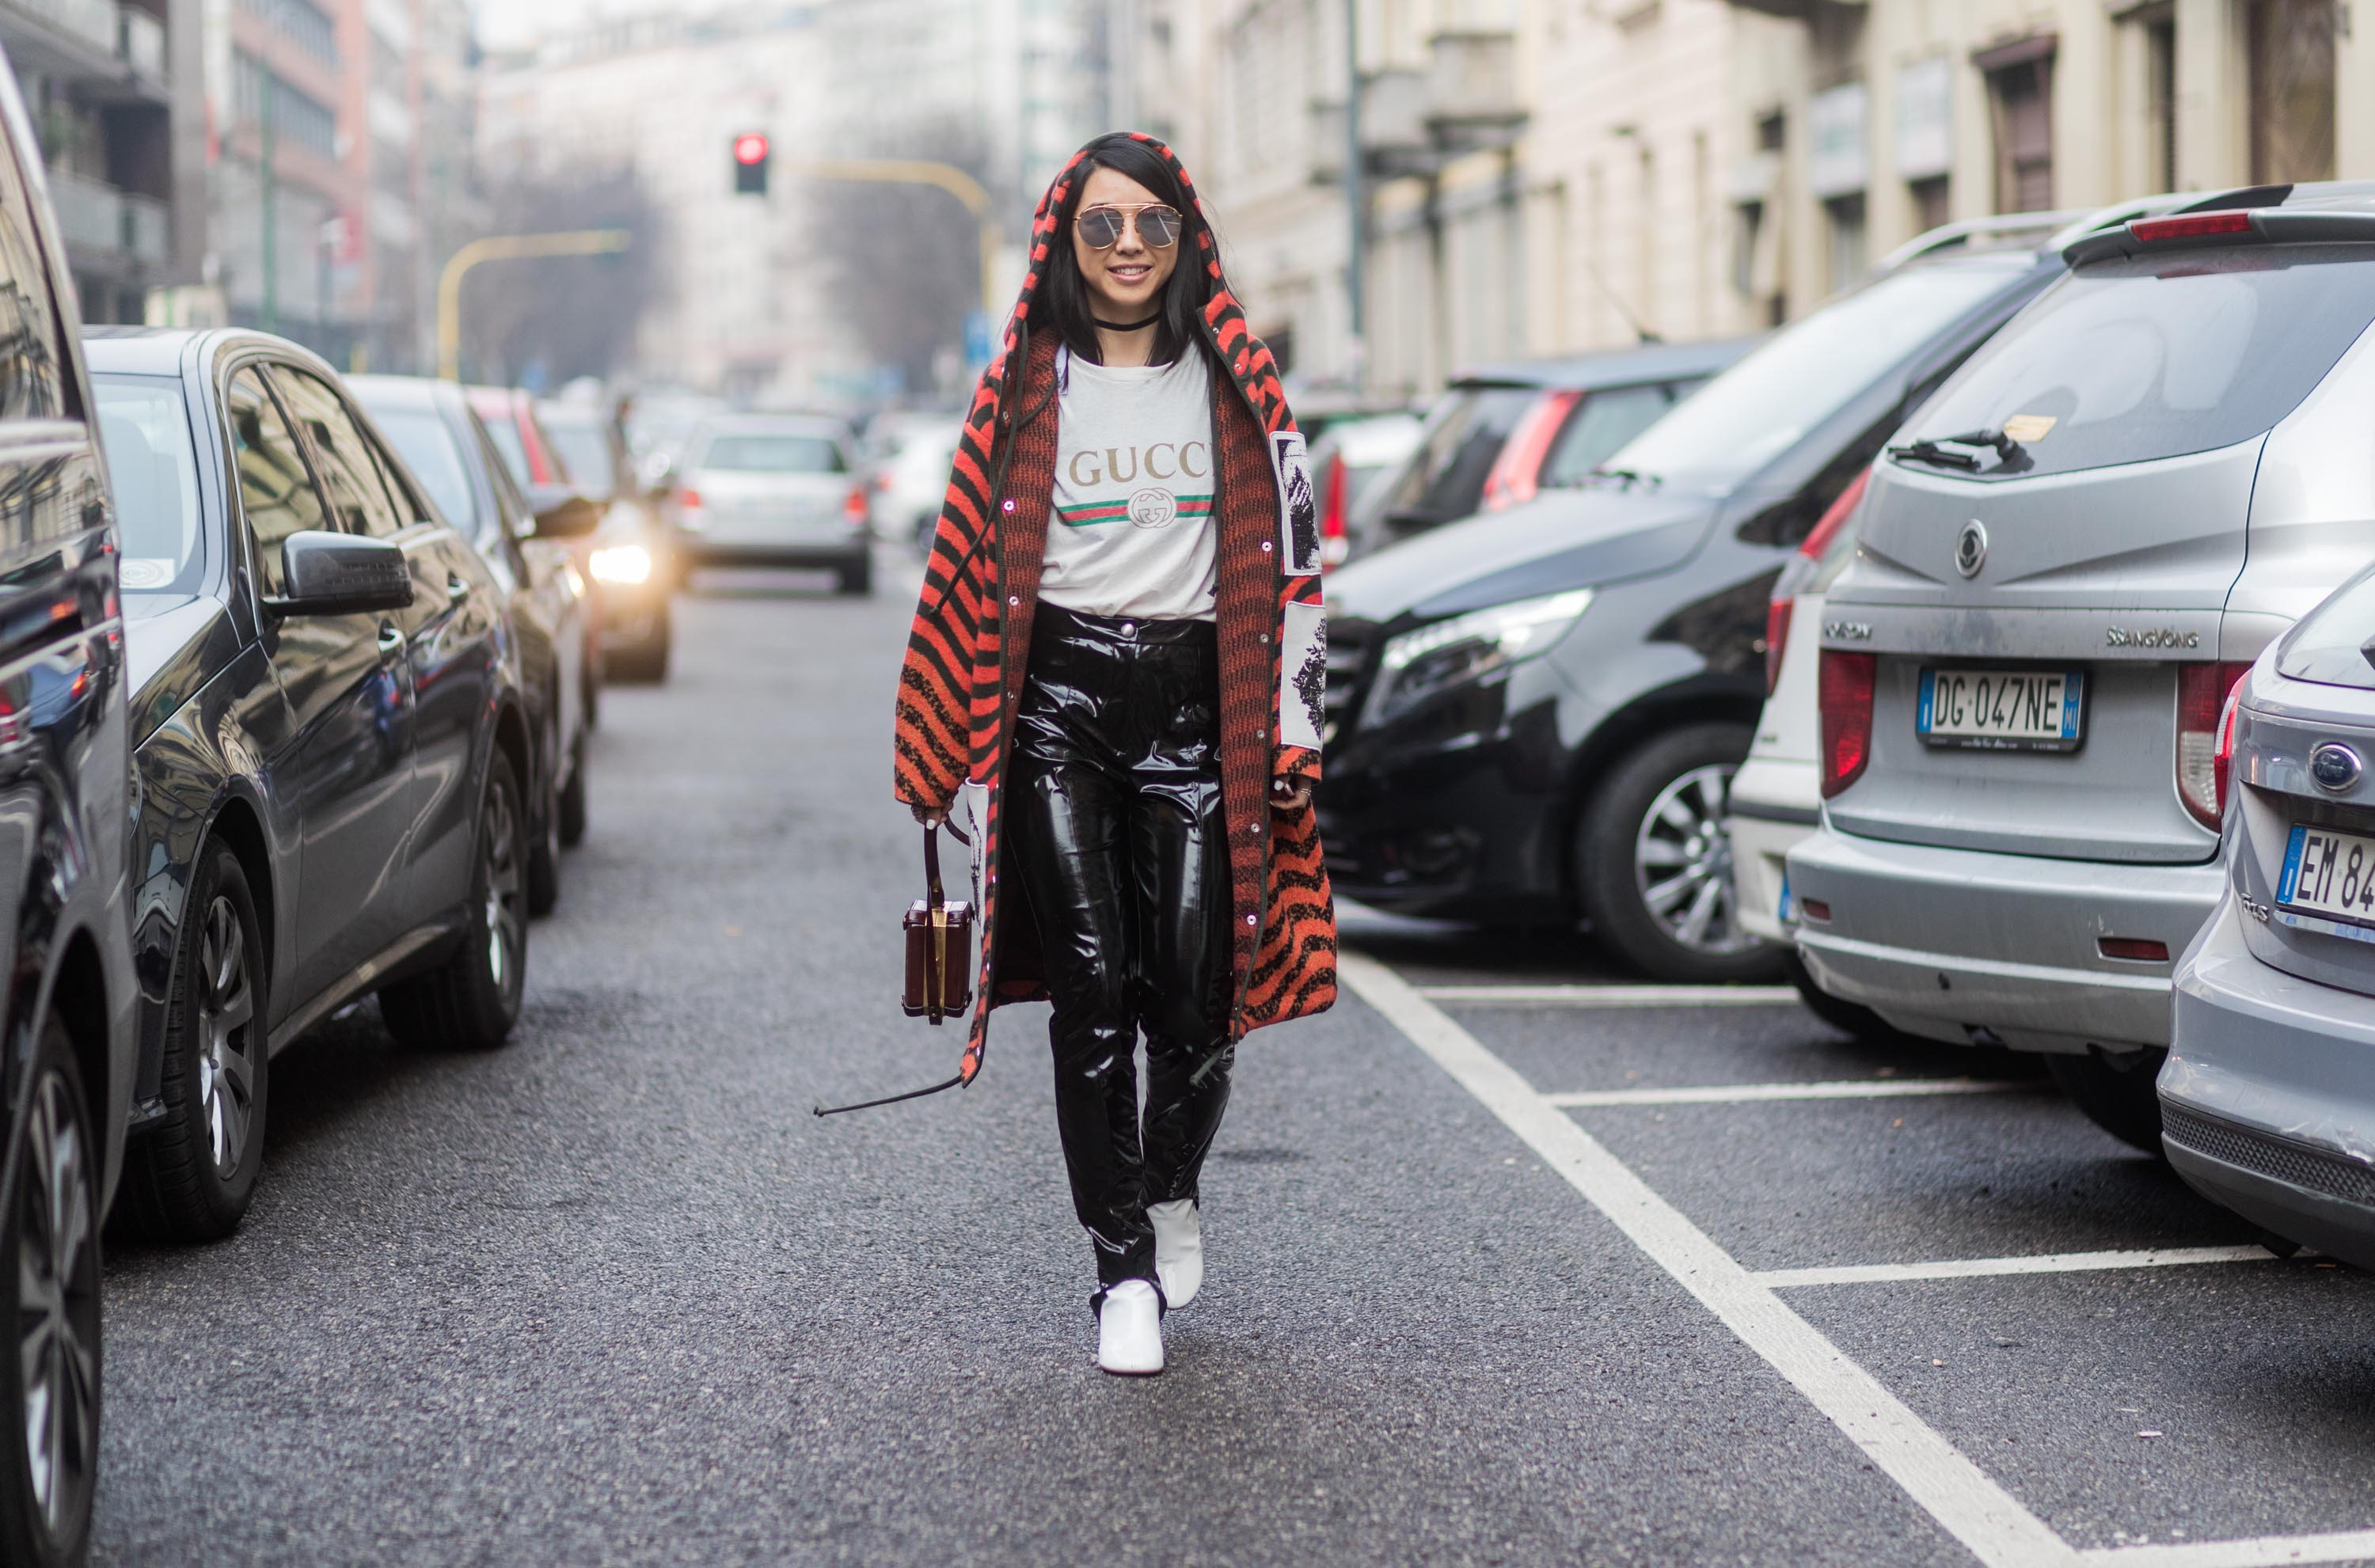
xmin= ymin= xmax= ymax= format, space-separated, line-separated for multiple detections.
xmin=1076 ymin=203 xmax=1184 ymax=249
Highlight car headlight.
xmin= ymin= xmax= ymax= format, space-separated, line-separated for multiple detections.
xmin=589 ymin=544 xmax=654 ymax=586
xmin=1366 ymin=588 xmax=1594 ymax=728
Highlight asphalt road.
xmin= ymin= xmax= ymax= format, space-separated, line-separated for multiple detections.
xmin=91 ymin=552 xmax=2375 ymax=1566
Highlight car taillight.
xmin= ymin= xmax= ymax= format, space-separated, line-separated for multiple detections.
xmin=845 ymin=484 xmax=869 ymax=526
xmin=678 ymin=487 xmax=703 ymax=512
xmin=1767 ymin=469 xmax=1870 ymax=700
xmin=1320 ymin=451 xmax=1350 ymax=569
xmin=1481 ymin=389 xmax=1580 ymax=511
xmin=1818 ymin=650 xmax=1875 ymax=799
xmin=2176 ymin=661 xmax=2254 ymax=828
xmin=2213 ymin=676 xmax=2248 ymax=822
xmin=2129 ymin=210 xmax=2255 ymax=245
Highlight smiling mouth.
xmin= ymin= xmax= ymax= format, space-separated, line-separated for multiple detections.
xmin=1108 ymin=265 xmax=1152 ymax=283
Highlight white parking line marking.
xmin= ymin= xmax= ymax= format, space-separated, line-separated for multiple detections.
xmin=1340 ymin=950 xmax=2081 ymax=1568
xmin=2079 ymin=1528 xmax=2375 ymax=1566
xmin=1546 ymin=1078 xmax=2028 ymax=1107
xmin=1756 ymin=1246 xmax=2286 ymax=1289
xmin=1418 ymin=983 xmax=1801 ymax=1007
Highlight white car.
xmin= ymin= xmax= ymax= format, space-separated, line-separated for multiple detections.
xmin=1726 ymin=468 xmax=1890 ymax=1036
xmin=871 ymin=416 xmax=966 ymax=554
xmin=1310 ymin=412 xmax=1422 ymax=567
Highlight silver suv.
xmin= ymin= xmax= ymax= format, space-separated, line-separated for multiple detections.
xmin=1786 ymin=183 xmax=2375 ymax=1149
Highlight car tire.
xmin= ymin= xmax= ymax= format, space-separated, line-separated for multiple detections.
xmin=610 ymin=606 xmax=672 ymax=684
xmin=122 ymin=843 xmax=269 ymax=1242
xmin=381 ymin=750 xmax=527 ymax=1052
xmin=1781 ymin=951 xmax=1894 ymax=1042
xmin=527 ymin=714 xmax=563 ymax=918
xmin=558 ymin=733 xmax=589 ymax=849
xmin=2045 ymin=1046 xmax=2168 ymax=1156
xmin=1576 ymin=722 xmax=1784 ymax=985
xmin=838 ymin=552 xmax=872 ymax=596
xmin=1 ymin=1012 xmax=101 ymax=1568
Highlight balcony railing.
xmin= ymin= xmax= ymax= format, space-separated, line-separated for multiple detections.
xmin=48 ymin=169 xmax=167 ymax=262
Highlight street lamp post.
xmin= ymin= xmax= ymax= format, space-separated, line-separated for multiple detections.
xmin=435 ymin=228 xmax=634 ymax=382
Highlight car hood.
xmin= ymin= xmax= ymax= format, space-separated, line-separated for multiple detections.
xmin=1330 ymin=485 xmax=1719 ymax=626
xmin=125 ymin=594 xmax=238 ymax=743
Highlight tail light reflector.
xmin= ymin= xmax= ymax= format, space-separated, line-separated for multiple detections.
xmin=2176 ymin=661 xmax=2254 ymax=828
xmin=1818 ymin=650 xmax=1876 ymax=799
xmin=845 ymin=484 xmax=869 ymax=526
xmin=2213 ymin=682 xmax=2245 ymax=819
xmin=678 ymin=487 xmax=703 ymax=512
xmin=2098 ymin=936 xmax=2171 ymax=962
xmin=1320 ymin=450 xmax=1349 ymax=569
xmin=1481 ymin=389 xmax=1580 ymax=511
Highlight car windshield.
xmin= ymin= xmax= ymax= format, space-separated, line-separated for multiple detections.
xmin=545 ymin=420 xmax=617 ymax=497
xmin=1538 ymin=378 xmax=1706 ymax=488
xmin=1370 ymin=385 xmax=1536 ymax=524
xmin=1899 ymin=245 xmax=2375 ymax=480
xmin=482 ymin=416 xmax=530 ymax=488
xmin=697 ymin=432 xmax=845 ymax=473
xmin=366 ymin=405 xmax=476 ymax=529
xmin=1602 ymin=256 xmax=2034 ymax=490
xmin=94 ymin=374 xmax=203 ymax=602
xmin=2278 ymin=561 xmax=2375 ymax=692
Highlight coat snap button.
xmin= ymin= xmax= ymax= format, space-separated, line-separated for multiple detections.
xmin=1008 ymin=595 xmax=1020 ymax=606
xmin=1260 ymin=541 xmax=1272 ymax=552
xmin=1001 ymin=499 xmax=1016 ymax=513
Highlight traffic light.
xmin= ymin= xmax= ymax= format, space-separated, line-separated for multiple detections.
xmin=733 ymin=132 xmax=770 ymax=196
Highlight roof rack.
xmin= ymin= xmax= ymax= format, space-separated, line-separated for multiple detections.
xmin=1874 ymin=209 xmax=2086 ymax=273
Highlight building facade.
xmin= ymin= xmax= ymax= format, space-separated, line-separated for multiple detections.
xmin=0 ymin=0 xmax=204 ymax=324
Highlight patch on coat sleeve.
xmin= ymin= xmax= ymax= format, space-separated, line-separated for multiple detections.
xmin=1270 ymin=431 xmax=1321 ymax=575
xmin=1279 ymin=599 xmax=1326 ymax=751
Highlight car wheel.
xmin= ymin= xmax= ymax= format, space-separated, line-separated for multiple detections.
xmin=558 ymin=731 xmax=589 ymax=849
xmin=123 ymin=843 xmax=268 ymax=1242
xmin=1576 ymin=722 xmax=1783 ymax=984
xmin=1 ymin=1012 xmax=101 ymax=1568
xmin=2045 ymin=1046 xmax=2168 ymax=1156
xmin=381 ymin=750 xmax=527 ymax=1051
xmin=526 ymin=715 xmax=563 ymax=918
xmin=1781 ymin=951 xmax=1894 ymax=1042
xmin=838 ymin=553 xmax=872 ymax=596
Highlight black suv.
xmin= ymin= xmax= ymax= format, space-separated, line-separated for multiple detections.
xmin=1321 ymin=207 xmax=2175 ymax=981
xmin=0 ymin=53 xmax=137 ymax=1568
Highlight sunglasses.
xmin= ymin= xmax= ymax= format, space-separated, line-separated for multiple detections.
xmin=1076 ymin=203 xmax=1183 ymax=250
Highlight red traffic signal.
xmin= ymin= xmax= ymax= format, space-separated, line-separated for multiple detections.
xmin=732 ymin=132 xmax=770 ymax=196
xmin=734 ymin=133 xmax=769 ymax=166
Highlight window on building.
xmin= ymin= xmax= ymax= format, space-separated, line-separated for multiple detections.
xmin=2142 ymin=6 xmax=2177 ymax=191
xmin=2249 ymin=0 xmax=2337 ymax=183
xmin=1910 ymin=177 xmax=1951 ymax=233
xmin=1825 ymin=194 xmax=1867 ymax=292
xmin=231 ymin=51 xmax=338 ymax=161
xmin=241 ymin=0 xmax=336 ymax=67
xmin=1979 ymin=38 xmax=2055 ymax=213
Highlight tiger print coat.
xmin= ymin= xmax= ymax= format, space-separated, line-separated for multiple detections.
xmin=891 ymin=135 xmax=1336 ymax=1088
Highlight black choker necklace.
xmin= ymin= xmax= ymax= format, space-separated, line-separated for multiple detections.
xmin=1095 ymin=312 xmax=1161 ymax=331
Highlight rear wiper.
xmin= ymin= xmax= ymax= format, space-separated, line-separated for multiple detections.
xmin=1887 ymin=427 xmax=2024 ymax=471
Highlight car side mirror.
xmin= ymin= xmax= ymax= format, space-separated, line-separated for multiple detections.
xmin=527 ymin=484 xmax=603 ymax=540
xmin=265 ymin=530 xmax=414 ymax=616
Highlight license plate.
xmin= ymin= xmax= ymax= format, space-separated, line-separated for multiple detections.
xmin=2278 ymin=823 xmax=2375 ymax=930
xmin=1916 ymin=667 xmax=2085 ymax=750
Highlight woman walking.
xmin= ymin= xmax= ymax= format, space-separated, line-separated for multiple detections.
xmin=891 ymin=132 xmax=1336 ymax=1376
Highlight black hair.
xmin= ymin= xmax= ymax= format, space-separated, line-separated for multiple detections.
xmin=1040 ymin=132 xmax=1214 ymax=369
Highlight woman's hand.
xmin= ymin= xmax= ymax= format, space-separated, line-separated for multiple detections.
xmin=1270 ymin=777 xmax=1313 ymax=813
xmin=910 ymin=803 xmax=944 ymax=828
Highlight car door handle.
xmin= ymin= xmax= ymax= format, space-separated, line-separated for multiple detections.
xmin=377 ymin=624 xmax=405 ymax=660
xmin=446 ymin=572 xmax=469 ymax=604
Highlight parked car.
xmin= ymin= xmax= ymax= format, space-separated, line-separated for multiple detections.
xmin=2164 ymin=564 xmax=2375 ymax=1262
xmin=0 ymin=64 xmax=137 ymax=1566
xmin=1788 ymin=186 xmax=2375 ymax=1149
xmin=353 ymin=374 xmax=598 ymax=912
xmin=1320 ymin=207 xmax=2156 ymax=984
xmin=466 ymin=384 xmax=570 ymax=495
xmin=1311 ymin=412 xmax=1422 ymax=568
xmin=670 ymin=413 xmax=872 ymax=594
xmin=90 ymin=328 xmax=539 ymax=1243
xmin=870 ymin=414 xmax=964 ymax=556
xmin=539 ymin=398 xmax=676 ymax=684
xmin=1726 ymin=468 xmax=1891 ymax=1035
xmin=1349 ymin=338 xmax=1755 ymax=561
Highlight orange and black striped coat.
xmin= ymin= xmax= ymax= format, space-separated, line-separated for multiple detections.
xmin=891 ymin=136 xmax=1336 ymax=1086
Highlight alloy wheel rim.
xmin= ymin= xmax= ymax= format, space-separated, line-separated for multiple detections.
xmin=484 ymin=777 xmax=523 ymax=996
xmin=196 ymin=894 xmax=257 ymax=1178
xmin=16 ymin=1068 xmax=97 ymax=1543
xmin=1632 ymin=762 xmax=1758 ymax=958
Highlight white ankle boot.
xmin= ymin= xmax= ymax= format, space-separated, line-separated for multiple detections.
xmin=1096 ymin=1279 xmax=1165 ymax=1376
xmin=1149 ymin=1198 xmax=1202 ymax=1308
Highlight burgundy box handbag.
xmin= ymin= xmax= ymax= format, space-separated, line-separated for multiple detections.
xmin=902 ymin=823 xmax=973 ymax=1023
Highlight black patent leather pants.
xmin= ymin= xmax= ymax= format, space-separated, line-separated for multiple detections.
xmin=1009 ymin=605 xmax=1236 ymax=1289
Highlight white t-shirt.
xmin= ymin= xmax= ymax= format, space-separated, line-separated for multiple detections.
xmin=1040 ymin=347 xmax=1216 ymax=621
